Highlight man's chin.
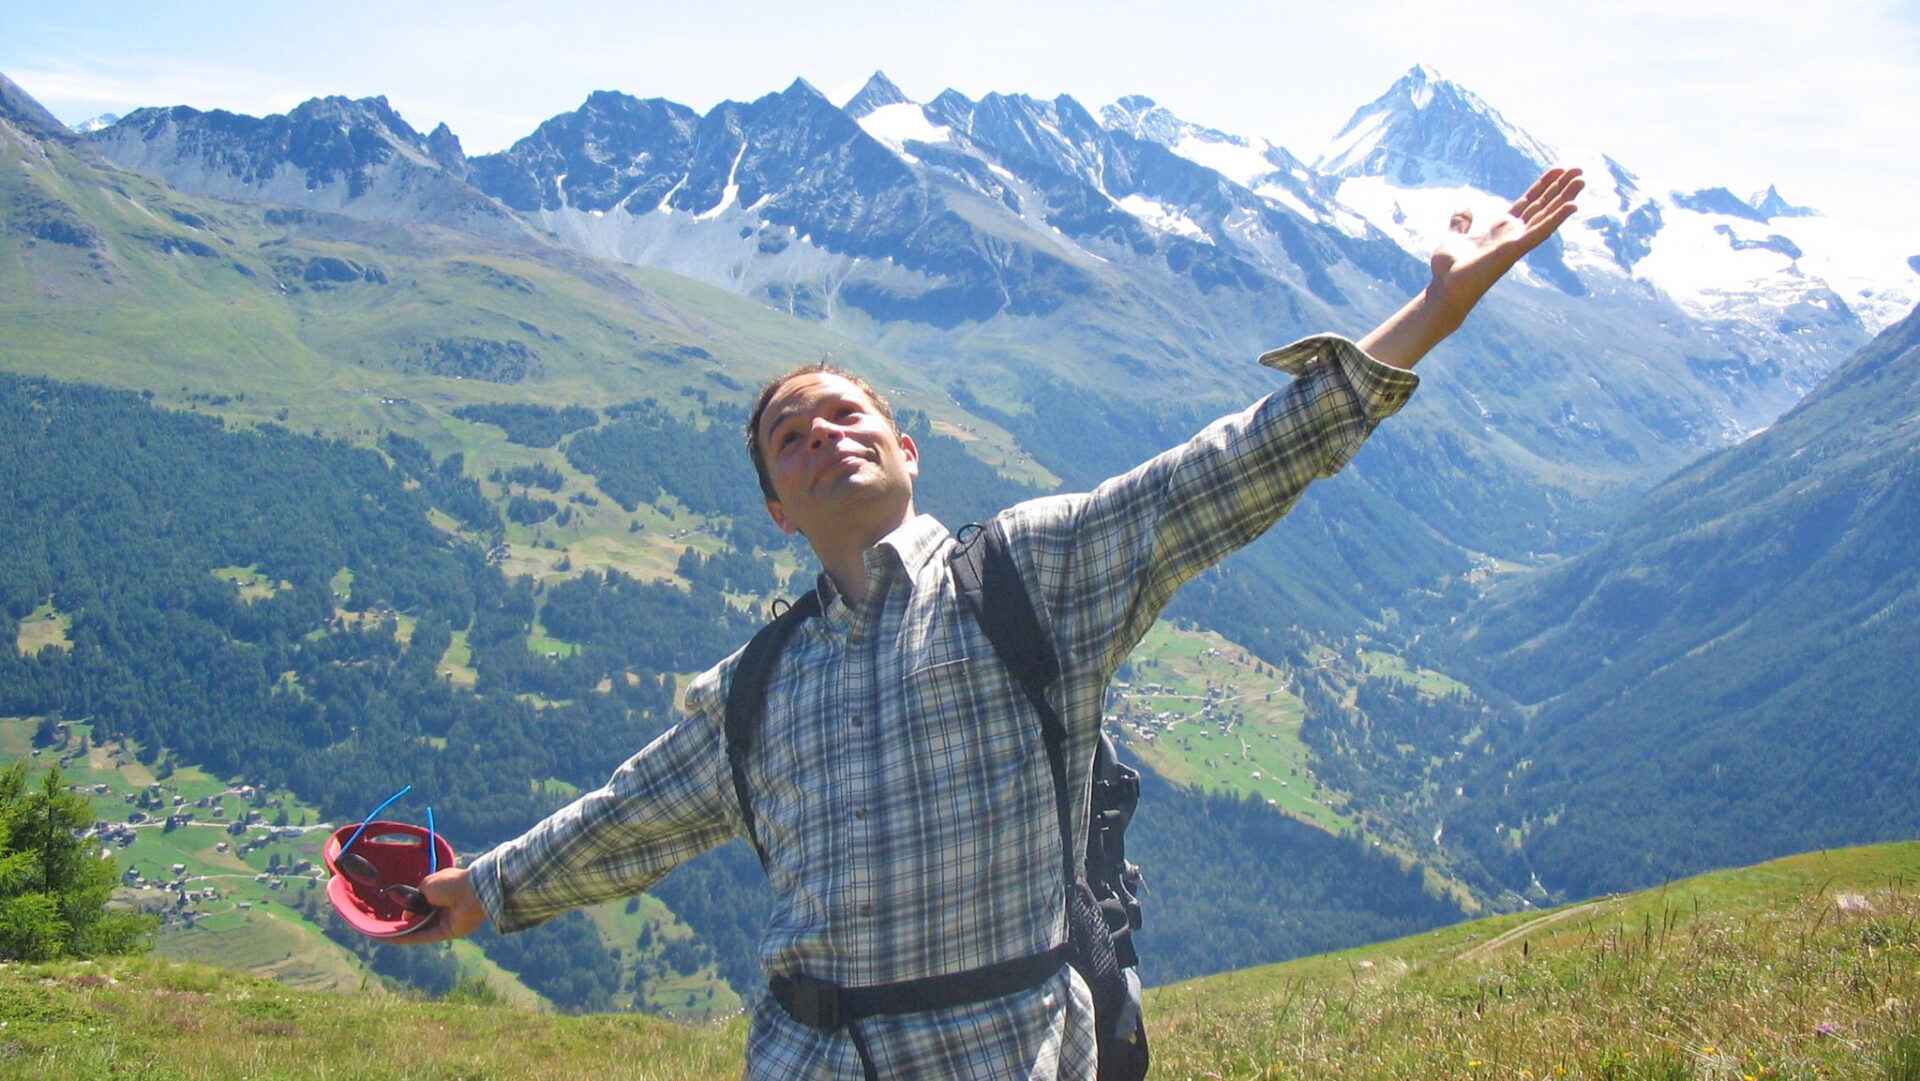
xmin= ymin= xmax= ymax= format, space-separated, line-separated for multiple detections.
xmin=794 ymin=483 xmax=913 ymax=533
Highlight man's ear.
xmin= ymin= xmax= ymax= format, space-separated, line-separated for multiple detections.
xmin=766 ymin=499 xmax=801 ymax=536
xmin=900 ymin=432 xmax=920 ymax=479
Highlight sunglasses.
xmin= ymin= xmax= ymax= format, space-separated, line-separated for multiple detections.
xmin=334 ymin=785 xmax=438 ymax=915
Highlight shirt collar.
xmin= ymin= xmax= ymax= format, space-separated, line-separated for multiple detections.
xmin=872 ymin=513 xmax=951 ymax=577
xmin=812 ymin=513 xmax=950 ymax=619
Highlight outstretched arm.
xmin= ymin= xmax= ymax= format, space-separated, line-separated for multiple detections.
xmin=1359 ymin=168 xmax=1584 ymax=370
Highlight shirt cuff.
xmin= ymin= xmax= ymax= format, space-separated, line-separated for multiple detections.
xmin=1257 ymin=333 xmax=1419 ymax=419
xmin=464 ymin=846 xmax=513 ymax=931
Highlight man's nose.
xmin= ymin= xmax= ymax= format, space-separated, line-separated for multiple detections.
xmin=807 ymin=416 xmax=844 ymax=446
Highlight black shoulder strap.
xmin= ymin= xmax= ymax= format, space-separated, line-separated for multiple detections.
xmin=950 ymin=520 xmax=1077 ymax=886
xmin=725 ymin=590 xmax=821 ymax=868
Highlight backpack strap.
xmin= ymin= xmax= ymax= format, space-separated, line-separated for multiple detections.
xmin=950 ymin=519 xmax=1076 ymax=887
xmin=724 ymin=590 xmax=821 ymax=868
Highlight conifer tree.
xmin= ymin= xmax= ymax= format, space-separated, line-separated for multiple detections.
xmin=0 ymin=762 xmax=155 ymax=960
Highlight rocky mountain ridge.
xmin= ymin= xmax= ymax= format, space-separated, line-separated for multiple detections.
xmin=91 ymin=95 xmax=532 ymax=242
xmin=72 ymin=67 xmax=1901 ymax=495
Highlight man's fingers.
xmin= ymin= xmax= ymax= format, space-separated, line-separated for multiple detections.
xmin=1536 ymin=171 xmax=1585 ymax=215
xmin=420 ymin=867 xmax=468 ymax=906
xmin=1532 ymin=181 xmax=1584 ymax=236
xmin=1507 ymin=169 xmax=1558 ymax=219
xmin=1450 ymin=209 xmax=1475 ymax=234
xmin=388 ymin=866 xmax=488 ymax=943
xmin=1511 ymin=168 xmax=1582 ymax=223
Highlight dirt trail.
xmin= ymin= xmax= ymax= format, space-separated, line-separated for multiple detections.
xmin=1457 ymin=899 xmax=1607 ymax=963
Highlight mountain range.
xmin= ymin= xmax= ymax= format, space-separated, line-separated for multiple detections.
xmin=84 ymin=66 xmax=1905 ymax=543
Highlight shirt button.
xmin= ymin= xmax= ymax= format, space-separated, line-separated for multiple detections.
xmin=859 ymin=903 xmax=874 ymax=917
xmin=852 ymin=808 xmax=866 ymax=821
xmin=851 ymin=714 xmax=864 ymax=728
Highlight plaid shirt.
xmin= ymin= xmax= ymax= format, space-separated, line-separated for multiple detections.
xmin=467 ymin=335 xmax=1417 ymax=1079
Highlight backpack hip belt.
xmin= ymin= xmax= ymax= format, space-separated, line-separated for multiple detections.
xmin=769 ymin=943 xmax=1069 ymax=1030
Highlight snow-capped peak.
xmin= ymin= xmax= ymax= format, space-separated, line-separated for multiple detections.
xmin=853 ymin=92 xmax=950 ymax=161
xmin=1404 ymin=63 xmax=1444 ymax=109
xmin=844 ymin=71 xmax=910 ymax=119
xmin=1751 ymin=184 xmax=1817 ymax=221
xmin=74 ymin=112 xmax=121 ymax=134
xmin=1098 ymin=94 xmax=1320 ymax=220
xmin=1315 ymin=65 xmax=1556 ymax=199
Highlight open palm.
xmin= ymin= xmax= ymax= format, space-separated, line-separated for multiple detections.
xmin=1359 ymin=167 xmax=1585 ymax=368
xmin=1429 ymin=167 xmax=1585 ymax=313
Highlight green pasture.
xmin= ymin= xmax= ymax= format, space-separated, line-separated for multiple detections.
xmin=437 ymin=627 xmax=477 ymax=686
xmin=14 ymin=601 xmax=72 ymax=656
xmin=1150 ymin=840 xmax=1920 ymax=1081
xmin=1117 ymin=620 xmax=1348 ymax=830
xmin=582 ymin=893 xmax=742 ymax=1022
xmin=1361 ymin=646 xmax=1470 ymax=696
xmin=211 ymin=564 xmax=293 ymax=602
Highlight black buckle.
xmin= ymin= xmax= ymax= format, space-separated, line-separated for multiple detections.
xmin=776 ymin=973 xmax=844 ymax=1030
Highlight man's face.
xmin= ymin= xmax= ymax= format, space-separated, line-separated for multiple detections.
xmin=757 ymin=372 xmax=919 ymax=540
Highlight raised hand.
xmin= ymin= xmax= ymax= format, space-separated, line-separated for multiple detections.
xmin=1359 ymin=167 xmax=1584 ymax=370
xmin=1428 ymin=167 xmax=1586 ymax=317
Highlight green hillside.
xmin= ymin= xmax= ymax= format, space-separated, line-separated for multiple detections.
xmin=1152 ymin=839 xmax=1920 ymax=1080
xmin=0 ymin=112 xmax=1047 ymax=587
xmin=4 ymin=841 xmax=1912 ymax=1079
xmin=1435 ymin=305 xmax=1920 ymax=900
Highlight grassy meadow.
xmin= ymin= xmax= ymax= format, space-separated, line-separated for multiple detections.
xmin=3 ymin=841 xmax=1912 ymax=1079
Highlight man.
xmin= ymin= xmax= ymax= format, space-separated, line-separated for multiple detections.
xmin=407 ymin=169 xmax=1585 ymax=1079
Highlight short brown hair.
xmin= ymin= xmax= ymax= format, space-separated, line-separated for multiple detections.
xmin=745 ymin=362 xmax=899 ymax=502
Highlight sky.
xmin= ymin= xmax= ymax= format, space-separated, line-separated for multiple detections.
xmin=4 ymin=0 xmax=1918 ymax=234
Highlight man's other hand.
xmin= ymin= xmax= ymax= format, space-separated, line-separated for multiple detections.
xmin=390 ymin=866 xmax=489 ymax=944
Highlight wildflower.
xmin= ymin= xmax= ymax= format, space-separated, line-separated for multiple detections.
xmin=1816 ymin=1022 xmax=1837 ymax=1036
xmin=1468 ymin=1061 xmax=1482 ymax=1069
xmin=1703 ymin=1047 xmax=1718 ymax=1055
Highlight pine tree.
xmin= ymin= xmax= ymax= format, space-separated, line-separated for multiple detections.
xmin=0 ymin=762 xmax=155 ymax=960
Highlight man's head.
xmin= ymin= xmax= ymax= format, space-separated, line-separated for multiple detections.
xmin=746 ymin=363 xmax=918 ymax=541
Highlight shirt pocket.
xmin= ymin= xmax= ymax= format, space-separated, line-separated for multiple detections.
xmin=900 ymin=601 xmax=1036 ymax=774
xmin=901 ymin=597 xmax=974 ymax=693
xmin=902 ymin=645 xmax=1035 ymax=777
xmin=904 ymin=646 xmax=975 ymax=727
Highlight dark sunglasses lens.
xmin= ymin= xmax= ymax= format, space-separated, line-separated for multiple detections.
xmin=337 ymin=850 xmax=381 ymax=887
xmin=385 ymin=884 xmax=435 ymax=915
